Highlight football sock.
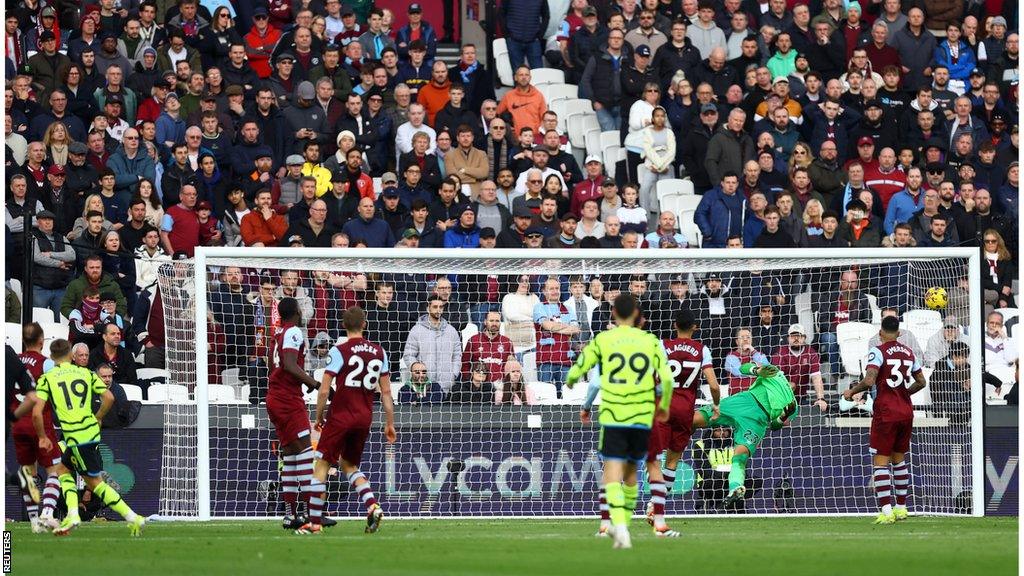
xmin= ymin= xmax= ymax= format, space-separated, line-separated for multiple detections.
xmin=873 ymin=466 xmax=892 ymax=515
xmin=93 ymin=481 xmax=137 ymax=522
xmin=41 ymin=475 xmax=60 ymax=517
xmin=892 ymin=461 xmax=909 ymax=508
xmin=623 ymin=483 xmax=638 ymax=514
xmin=598 ymin=483 xmax=610 ymax=527
xmin=649 ymin=481 xmax=666 ymax=527
xmin=728 ymin=452 xmax=749 ymax=493
xmin=22 ymin=491 xmax=38 ymax=520
xmin=295 ymin=447 xmax=316 ymax=505
xmin=308 ymin=481 xmax=326 ymax=526
xmin=662 ymin=466 xmax=677 ymax=495
xmin=58 ymin=473 xmax=80 ymax=520
xmin=280 ymin=455 xmax=298 ymax=516
xmin=605 ymin=482 xmax=627 ymax=527
xmin=348 ymin=471 xmax=377 ymax=510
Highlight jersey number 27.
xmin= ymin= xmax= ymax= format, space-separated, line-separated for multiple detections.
xmin=668 ymin=360 xmax=700 ymax=388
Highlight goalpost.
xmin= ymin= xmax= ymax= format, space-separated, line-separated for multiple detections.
xmin=157 ymin=248 xmax=984 ymax=520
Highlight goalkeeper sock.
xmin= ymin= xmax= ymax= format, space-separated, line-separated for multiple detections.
xmin=295 ymin=447 xmax=316 ymax=505
xmin=22 ymin=491 xmax=38 ymax=520
xmin=662 ymin=466 xmax=677 ymax=495
xmin=280 ymin=454 xmax=299 ymax=516
xmin=41 ymin=475 xmax=60 ymax=518
xmin=649 ymin=481 xmax=666 ymax=527
xmin=873 ymin=466 xmax=892 ymax=515
xmin=605 ymin=482 xmax=627 ymax=527
xmin=93 ymin=481 xmax=137 ymax=522
xmin=892 ymin=461 xmax=910 ymax=508
xmin=623 ymin=483 xmax=638 ymax=515
xmin=58 ymin=473 xmax=80 ymax=521
xmin=728 ymin=452 xmax=749 ymax=493
xmin=348 ymin=471 xmax=377 ymax=510
xmin=598 ymin=483 xmax=610 ymax=528
xmin=308 ymin=481 xmax=326 ymax=526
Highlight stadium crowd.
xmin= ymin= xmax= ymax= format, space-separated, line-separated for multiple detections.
xmin=3 ymin=0 xmax=1018 ymax=405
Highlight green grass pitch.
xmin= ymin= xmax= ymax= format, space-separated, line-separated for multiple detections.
xmin=7 ymin=517 xmax=1017 ymax=576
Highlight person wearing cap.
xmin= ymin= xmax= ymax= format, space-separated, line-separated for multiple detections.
xmin=154 ymin=90 xmax=186 ymax=157
xmin=241 ymin=9 xmax=280 ymax=79
xmin=394 ymin=3 xmax=438 ymax=62
xmin=372 ymin=184 xmax=407 ymax=232
xmin=443 ymin=204 xmax=481 ymax=248
xmin=30 ymin=207 xmax=76 ymax=318
xmin=26 ymin=29 xmax=71 ymax=98
xmin=570 ymin=155 xmax=607 ymax=215
xmin=95 ymin=31 xmax=132 ymax=79
xmin=770 ymin=324 xmax=827 ymax=412
xmin=494 ymin=205 xmax=532 ymax=248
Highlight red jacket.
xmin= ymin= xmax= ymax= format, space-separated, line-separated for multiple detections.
xmin=244 ymin=26 xmax=282 ymax=79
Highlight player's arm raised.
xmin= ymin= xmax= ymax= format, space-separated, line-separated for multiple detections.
xmin=378 ymin=372 xmax=397 ymax=444
xmin=843 ymin=366 xmax=878 ymax=400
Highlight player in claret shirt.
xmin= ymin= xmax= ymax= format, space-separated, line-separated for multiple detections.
xmin=843 ymin=315 xmax=927 ymax=524
xmin=301 ymin=306 xmax=397 ymax=535
xmin=11 ymin=323 xmax=61 ymax=533
xmin=644 ymin=310 xmax=720 ymax=537
xmin=267 ymin=297 xmax=323 ymax=531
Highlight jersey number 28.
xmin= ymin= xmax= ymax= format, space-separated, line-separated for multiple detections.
xmin=343 ymin=356 xmax=384 ymax=390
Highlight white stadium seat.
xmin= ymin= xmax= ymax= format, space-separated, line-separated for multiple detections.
xmin=137 ymin=368 xmax=171 ymax=382
xmin=146 ymin=384 xmax=190 ymax=403
xmin=120 ymin=383 xmax=144 ymax=402
xmin=599 ymin=130 xmax=620 ymax=150
xmin=6 ymin=322 xmax=22 ymax=353
xmin=584 ymin=128 xmax=602 ymax=157
xmin=493 ymin=39 xmax=514 ymax=87
xmin=530 ymin=68 xmax=565 ymax=86
xmin=545 ymin=83 xmax=578 ymax=104
xmin=901 ymin=309 xmax=942 ymax=349
xmin=675 ymin=195 xmax=703 ymax=248
xmin=656 ymin=179 xmax=694 ymax=201
xmin=207 ymin=384 xmax=238 ymax=404
xmin=836 ymin=322 xmax=877 ymax=377
xmin=33 ymin=307 xmax=60 ymax=324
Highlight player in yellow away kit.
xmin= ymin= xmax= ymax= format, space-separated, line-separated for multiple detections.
xmin=32 ymin=339 xmax=145 ymax=536
xmin=567 ymin=294 xmax=672 ymax=549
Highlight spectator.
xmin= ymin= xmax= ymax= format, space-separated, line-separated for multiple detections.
xmin=883 ymin=166 xmax=926 ymax=234
xmin=445 ymin=125 xmax=489 ymax=197
xmin=496 ymin=360 xmax=534 ymax=405
xmin=88 ymin=322 xmax=136 ymax=385
xmin=917 ymin=214 xmax=956 ymax=247
xmin=498 ymin=66 xmax=547 ymax=135
xmin=417 ymin=61 xmax=452 ymax=127
xmin=925 ymin=316 xmax=969 ymax=367
xmin=687 ymin=1 xmax=727 ymax=59
xmin=723 ymin=327 xmax=767 ymax=393
xmin=31 ymin=210 xmax=76 ymax=321
xmin=771 ymin=323 xmax=828 ymax=411
xmin=695 ymin=171 xmax=745 ymax=248
xmin=576 ymin=199 xmax=605 ymax=239
xmin=395 ymin=105 xmax=438 ymax=164
xmin=867 ymin=308 xmax=925 ymax=361
xmin=343 ymin=196 xmax=397 ymax=248
xmin=461 ymin=310 xmax=515 ymax=383
xmin=500 ymin=0 xmax=550 ymax=70
xmin=403 ymin=294 xmax=462 ymax=392
xmin=134 ymin=227 xmax=170 ymax=290
xmin=837 ymin=198 xmax=882 ymax=247
xmin=358 ymin=9 xmax=396 ymax=61
xmin=982 ymin=230 xmax=1016 ymax=310
xmin=444 ymin=205 xmax=481 ymax=248
xmin=108 ymin=127 xmax=155 ymax=198
xmin=240 ymin=189 xmax=289 ymax=247
xmin=99 ymin=230 xmax=137 ymax=310
xmin=706 ymin=108 xmax=755 ymax=187
xmin=580 ymin=27 xmax=628 ymax=133
xmin=972 ymin=190 xmax=1015 ymax=254
xmin=985 ymin=311 xmax=1014 ymax=369
xmin=814 ymin=269 xmax=871 ymax=373
xmin=532 ymin=277 xmax=579 ymax=398
xmin=399 ymin=361 xmax=445 ymax=405
xmin=61 ymin=254 xmax=127 ymax=320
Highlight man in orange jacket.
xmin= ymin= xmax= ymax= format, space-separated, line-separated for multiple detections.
xmin=241 ymin=189 xmax=290 ymax=246
xmin=417 ymin=60 xmax=452 ymax=126
xmin=497 ymin=65 xmax=547 ymax=135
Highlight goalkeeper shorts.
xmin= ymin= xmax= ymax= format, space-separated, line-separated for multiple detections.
xmin=697 ymin=393 xmax=769 ymax=455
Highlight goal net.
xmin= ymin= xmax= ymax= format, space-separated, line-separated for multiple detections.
xmin=157 ymin=248 xmax=983 ymax=520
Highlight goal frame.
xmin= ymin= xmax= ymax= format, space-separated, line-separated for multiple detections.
xmin=187 ymin=247 xmax=985 ymax=521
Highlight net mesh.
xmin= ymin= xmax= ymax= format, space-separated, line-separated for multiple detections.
xmin=157 ymin=251 xmax=978 ymax=518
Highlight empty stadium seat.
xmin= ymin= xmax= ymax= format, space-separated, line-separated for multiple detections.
xmin=531 ymin=68 xmax=565 ymax=86
xmin=675 ymin=195 xmax=703 ymax=248
xmin=545 ymin=83 xmax=579 ymax=103
xmin=146 ymin=384 xmax=190 ymax=403
xmin=836 ymin=322 xmax=876 ymax=376
xmin=567 ymin=114 xmax=599 ymax=150
xmin=207 ymin=384 xmax=238 ymax=403
xmin=912 ymin=367 xmax=933 ymax=406
xmin=599 ymin=130 xmax=620 ymax=150
xmin=794 ymin=292 xmax=815 ymax=344
xmin=120 ymin=383 xmax=143 ymax=402
xmin=462 ymin=323 xmax=479 ymax=347
xmin=584 ymin=128 xmax=602 ymax=157
xmin=220 ymin=368 xmax=249 ymax=404
xmin=521 ymin=351 xmax=540 ymax=384
xmin=901 ymin=309 xmax=942 ymax=348
xmin=492 ymin=39 xmax=514 ymax=87
xmin=6 ymin=322 xmax=22 ymax=353
xmin=656 ymin=179 xmax=694 ymax=200
xmin=137 ymin=368 xmax=171 ymax=382
xmin=32 ymin=307 xmax=60 ymax=324
xmin=603 ymin=145 xmax=622 ymax=180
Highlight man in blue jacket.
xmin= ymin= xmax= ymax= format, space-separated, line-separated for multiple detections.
xmin=444 ymin=205 xmax=481 ymax=248
xmin=395 ymin=4 xmax=438 ymax=63
xmin=695 ymin=172 xmax=745 ymax=248
xmin=882 ymin=166 xmax=926 ymax=234
xmin=106 ymin=127 xmax=155 ymax=197
xmin=342 ymin=196 xmax=396 ymax=247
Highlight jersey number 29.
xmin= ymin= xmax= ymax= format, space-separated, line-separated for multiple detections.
xmin=343 ymin=356 xmax=384 ymax=390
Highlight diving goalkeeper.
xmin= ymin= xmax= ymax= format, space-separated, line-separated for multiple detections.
xmin=566 ymin=294 xmax=672 ymax=550
xmin=691 ymin=361 xmax=797 ymax=507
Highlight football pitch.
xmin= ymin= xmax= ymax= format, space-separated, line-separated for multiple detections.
xmin=7 ymin=517 xmax=1017 ymax=575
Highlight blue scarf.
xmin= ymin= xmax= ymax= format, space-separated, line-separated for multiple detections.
xmin=460 ymin=60 xmax=479 ymax=84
